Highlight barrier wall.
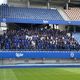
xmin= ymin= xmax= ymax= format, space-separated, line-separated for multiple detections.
xmin=0 ymin=18 xmax=80 ymax=25
xmin=0 ymin=51 xmax=80 ymax=59
xmin=1 ymin=64 xmax=80 ymax=68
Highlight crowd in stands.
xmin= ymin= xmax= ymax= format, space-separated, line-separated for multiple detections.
xmin=0 ymin=28 xmax=80 ymax=51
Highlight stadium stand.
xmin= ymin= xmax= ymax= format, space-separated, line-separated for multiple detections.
xmin=64 ymin=7 xmax=80 ymax=20
xmin=0 ymin=28 xmax=80 ymax=51
xmin=0 ymin=4 xmax=64 ymax=20
xmin=0 ymin=4 xmax=80 ymax=25
xmin=0 ymin=1 xmax=80 ymax=68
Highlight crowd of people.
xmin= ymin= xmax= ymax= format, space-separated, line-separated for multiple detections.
xmin=0 ymin=28 xmax=80 ymax=51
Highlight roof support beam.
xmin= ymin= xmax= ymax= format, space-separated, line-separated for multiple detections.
xmin=27 ymin=0 xmax=30 ymax=8
xmin=47 ymin=1 xmax=50 ymax=9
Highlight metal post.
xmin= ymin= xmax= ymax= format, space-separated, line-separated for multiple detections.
xmin=74 ymin=26 xmax=76 ymax=33
xmin=66 ymin=3 xmax=69 ymax=10
xmin=27 ymin=0 xmax=30 ymax=8
xmin=66 ymin=0 xmax=71 ymax=10
xmin=47 ymin=1 xmax=50 ymax=9
xmin=68 ymin=0 xmax=71 ymax=3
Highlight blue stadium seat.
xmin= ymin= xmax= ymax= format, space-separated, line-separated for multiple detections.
xmin=0 ymin=5 xmax=64 ymax=20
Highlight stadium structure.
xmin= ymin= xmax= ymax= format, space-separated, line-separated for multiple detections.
xmin=0 ymin=0 xmax=80 ymax=68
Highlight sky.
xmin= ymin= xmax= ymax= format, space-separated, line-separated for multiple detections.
xmin=0 ymin=0 xmax=7 ymax=5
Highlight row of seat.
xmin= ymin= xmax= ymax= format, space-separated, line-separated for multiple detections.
xmin=64 ymin=8 xmax=80 ymax=20
xmin=0 ymin=5 xmax=64 ymax=20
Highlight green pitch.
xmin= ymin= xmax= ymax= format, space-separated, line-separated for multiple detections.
xmin=0 ymin=68 xmax=80 ymax=80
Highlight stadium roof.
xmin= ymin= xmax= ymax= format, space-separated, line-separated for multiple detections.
xmin=0 ymin=5 xmax=80 ymax=25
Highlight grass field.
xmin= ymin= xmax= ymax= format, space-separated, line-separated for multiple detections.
xmin=0 ymin=68 xmax=80 ymax=80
